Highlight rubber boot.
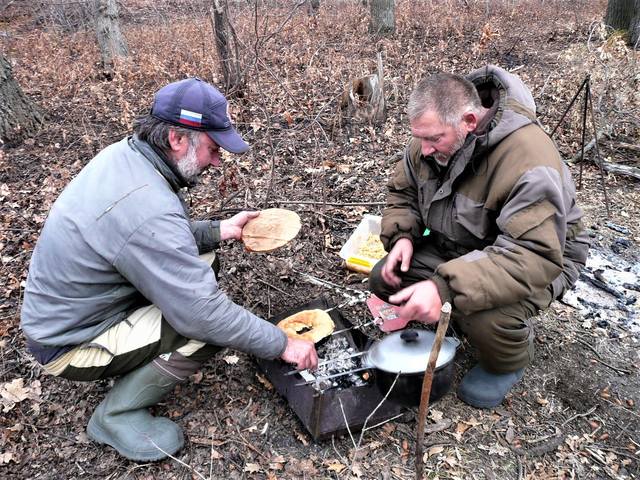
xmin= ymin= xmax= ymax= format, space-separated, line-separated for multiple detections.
xmin=87 ymin=363 xmax=184 ymax=461
xmin=457 ymin=364 xmax=525 ymax=409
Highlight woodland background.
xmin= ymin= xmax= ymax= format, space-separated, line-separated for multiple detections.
xmin=0 ymin=1 xmax=639 ymax=479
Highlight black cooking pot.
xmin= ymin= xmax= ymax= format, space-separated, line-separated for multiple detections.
xmin=363 ymin=329 xmax=459 ymax=407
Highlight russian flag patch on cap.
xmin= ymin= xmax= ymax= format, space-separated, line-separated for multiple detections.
xmin=179 ymin=109 xmax=203 ymax=127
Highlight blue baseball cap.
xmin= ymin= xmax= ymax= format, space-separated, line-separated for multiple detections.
xmin=150 ymin=77 xmax=249 ymax=154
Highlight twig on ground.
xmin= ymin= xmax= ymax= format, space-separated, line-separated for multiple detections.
xmin=256 ymin=277 xmax=295 ymax=297
xmin=575 ymin=338 xmax=632 ymax=375
xmin=562 ymin=405 xmax=598 ymax=426
xmin=148 ymin=438 xmax=207 ymax=480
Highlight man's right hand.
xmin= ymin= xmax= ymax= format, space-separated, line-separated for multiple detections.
xmin=381 ymin=238 xmax=414 ymax=288
xmin=280 ymin=337 xmax=318 ymax=371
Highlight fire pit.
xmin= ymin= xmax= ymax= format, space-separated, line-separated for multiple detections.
xmin=256 ymin=297 xmax=405 ymax=441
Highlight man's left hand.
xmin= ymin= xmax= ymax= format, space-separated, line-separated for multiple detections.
xmin=220 ymin=211 xmax=259 ymax=241
xmin=389 ymin=280 xmax=443 ymax=324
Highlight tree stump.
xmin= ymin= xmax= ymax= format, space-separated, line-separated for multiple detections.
xmin=338 ymin=53 xmax=386 ymax=126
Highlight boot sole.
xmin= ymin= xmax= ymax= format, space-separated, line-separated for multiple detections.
xmin=87 ymin=417 xmax=184 ymax=462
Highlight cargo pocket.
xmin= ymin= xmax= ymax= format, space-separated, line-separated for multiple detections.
xmin=454 ymin=193 xmax=491 ymax=241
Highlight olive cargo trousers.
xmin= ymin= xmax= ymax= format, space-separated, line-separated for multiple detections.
xmin=368 ymin=246 xmax=554 ymax=373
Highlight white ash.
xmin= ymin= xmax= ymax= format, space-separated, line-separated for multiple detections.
xmin=309 ymin=336 xmax=368 ymax=392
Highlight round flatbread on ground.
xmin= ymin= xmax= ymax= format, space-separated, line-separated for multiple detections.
xmin=277 ymin=309 xmax=335 ymax=343
xmin=241 ymin=208 xmax=302 ymax=253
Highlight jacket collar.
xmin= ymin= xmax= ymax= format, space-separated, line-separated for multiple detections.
xmin=128 ymin=134 xmax=192 ymax=192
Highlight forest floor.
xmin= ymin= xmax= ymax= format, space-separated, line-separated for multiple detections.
xmin=1 ymin=1 xmax=639 ymax=479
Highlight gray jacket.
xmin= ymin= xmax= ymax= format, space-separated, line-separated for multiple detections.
xmin=21 ymin=136 xmax=287 ymax=360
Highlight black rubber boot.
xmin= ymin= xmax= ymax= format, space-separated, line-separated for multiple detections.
xmin=87 ymin=363 xmax=184 ymax=461
xmin=457 ymin=364 xmax=525 ymax=409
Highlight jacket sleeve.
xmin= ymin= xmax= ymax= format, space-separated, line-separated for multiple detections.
xmin=380 ymin=146 xmax=424 ymax=251
xmin=114 ymin=213 xmax=287 ymax=359
xmin=434 ymin=165 xmax=568 ymax=314
xmin=190 ymin=220 xmax=221 ymax=254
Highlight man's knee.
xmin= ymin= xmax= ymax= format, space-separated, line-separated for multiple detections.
xmin=455 ymin=308 xmax=534 ymax=373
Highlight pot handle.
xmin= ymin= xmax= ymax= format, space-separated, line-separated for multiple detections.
xmin=400 ymin=330 xmax=419 ymax=343
xmin=447 ymin=336 xmax=461 ymax=349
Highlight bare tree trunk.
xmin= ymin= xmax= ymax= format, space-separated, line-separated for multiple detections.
xmin=94 ymin=0 xmax=128 ymax=77
xmin=210 ymin=0 xmax=245 ymax=97
xmin=631 ymin=1 xmax=640 ymax=46
xmin=369 ymin=0 xmax=395 ymax=35
xmin=307 ymin=0 xmax=320 ymax=16
xmin=0 ymin=55 xmax=44 ymax=145
xmin=605 ymin=0 xmax=640 ymax=46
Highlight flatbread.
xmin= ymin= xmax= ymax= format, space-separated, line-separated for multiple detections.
xmin=277 ymin=309 xmax=335 ymax=343
xmin=241 ymin=208 xmax=302 ymax=253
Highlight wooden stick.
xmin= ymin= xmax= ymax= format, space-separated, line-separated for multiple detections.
xmin=415 ymin=302 xmax=452 ymax=480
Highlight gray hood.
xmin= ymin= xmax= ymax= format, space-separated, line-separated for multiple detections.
xmin=467 ymin=64 xmax=538 ymax=149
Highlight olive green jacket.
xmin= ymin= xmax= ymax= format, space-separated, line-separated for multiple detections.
xmin=381 ymin=65 xmax=589 ymax=314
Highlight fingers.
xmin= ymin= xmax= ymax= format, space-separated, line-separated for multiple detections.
xmin=389 ymin=283 xmax=415 ymax=305
xmin=400 ymin=250 xmax=412 ymax=273
xmin=381 ymin=261 xmax=401 ymax=288
xmin=281 ymin=338 xmax=318 ymax=371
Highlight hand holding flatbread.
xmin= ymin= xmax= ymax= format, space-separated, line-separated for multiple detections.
xmin=241 ymin=208 xmax=302 ymax=253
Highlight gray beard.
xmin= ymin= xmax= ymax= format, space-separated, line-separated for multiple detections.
xmin=176 ymin=142 xmax=201 ymax=182
xmin=433 ymin=129 xmax=468 ymax=166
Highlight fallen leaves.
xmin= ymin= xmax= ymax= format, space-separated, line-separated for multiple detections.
xmin=0 ymin=378 xmax=41 ymax=413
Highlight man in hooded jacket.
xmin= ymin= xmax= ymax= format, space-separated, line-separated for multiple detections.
xmin=21 ymin=78 xmax=317 ymax=461
xmin=369 ymin=65 xmax=589 ymax=408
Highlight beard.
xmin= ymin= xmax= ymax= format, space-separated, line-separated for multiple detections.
xmin=433 ymin=127 xmax=468 ymax=166
xmin=176 ymin=138 xmax=201 ymax=182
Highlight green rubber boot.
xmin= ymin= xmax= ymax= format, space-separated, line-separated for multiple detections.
xmin=87 ymin=363 xmax=184 ymax=461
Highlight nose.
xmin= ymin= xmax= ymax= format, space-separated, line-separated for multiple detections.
xmin=421 ymin=140 xmax=436 ymax=157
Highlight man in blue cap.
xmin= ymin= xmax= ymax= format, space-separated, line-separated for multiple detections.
xmin=20 ymin=78 xmax=318 ymax=461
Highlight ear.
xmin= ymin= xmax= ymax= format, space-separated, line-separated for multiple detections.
xmin=461 ymin=111 xmax=478 ymax=133
xmin=168 ymin=128 xmax=188 ymax=152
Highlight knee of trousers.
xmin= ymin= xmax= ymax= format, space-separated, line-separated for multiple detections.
xmin=455 ymin=309 xmax=534 ymax=373
xmin=153 ymin=344 xmax=221 ymax=381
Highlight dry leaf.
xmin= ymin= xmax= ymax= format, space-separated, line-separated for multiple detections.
xmin=283 ymin=111 xmax=294 ymax=126
xmin=429 ymin=409 xmax=444 ymax=422
xmin=190 ymin=371 xmax=204 ymax=384
xmin=211 ymin=449 xmax=223 ymax=459
xmin=536 ymin=396 xmax=549 ymax=406
xmin=505 ymin=426 xmax=515 ymax=443
xmin=488 ymin=444 xmax=509 ymax=456
xmin=255 ymin=373 xmax=273 ymax=390
xmin=223 ymin=354 xmax=239 ymax=364
xmin=1 ymin=379 xmax=31 ymax=402
xmin=295 ymin=430 xmax=309 ymax=446
xmin=244 ymin=463 xmax=261 ymax=473
xmin=326 ymin=461 xmax=346 ymax=473
xmin=428 ymin=445 xmax=445 ymax=458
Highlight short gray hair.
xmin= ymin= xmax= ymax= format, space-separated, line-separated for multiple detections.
xmin=407 ymin=73 xmax=482 ymax=126
xmin=132 ymin=114 xmax=200 ymax=157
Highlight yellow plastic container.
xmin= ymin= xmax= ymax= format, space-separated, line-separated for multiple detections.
xmin=339 ymin=215 xmax=386 ymax=274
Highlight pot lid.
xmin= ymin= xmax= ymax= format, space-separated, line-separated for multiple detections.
xmin=366 ymin=329 xmax=458 ymax=374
